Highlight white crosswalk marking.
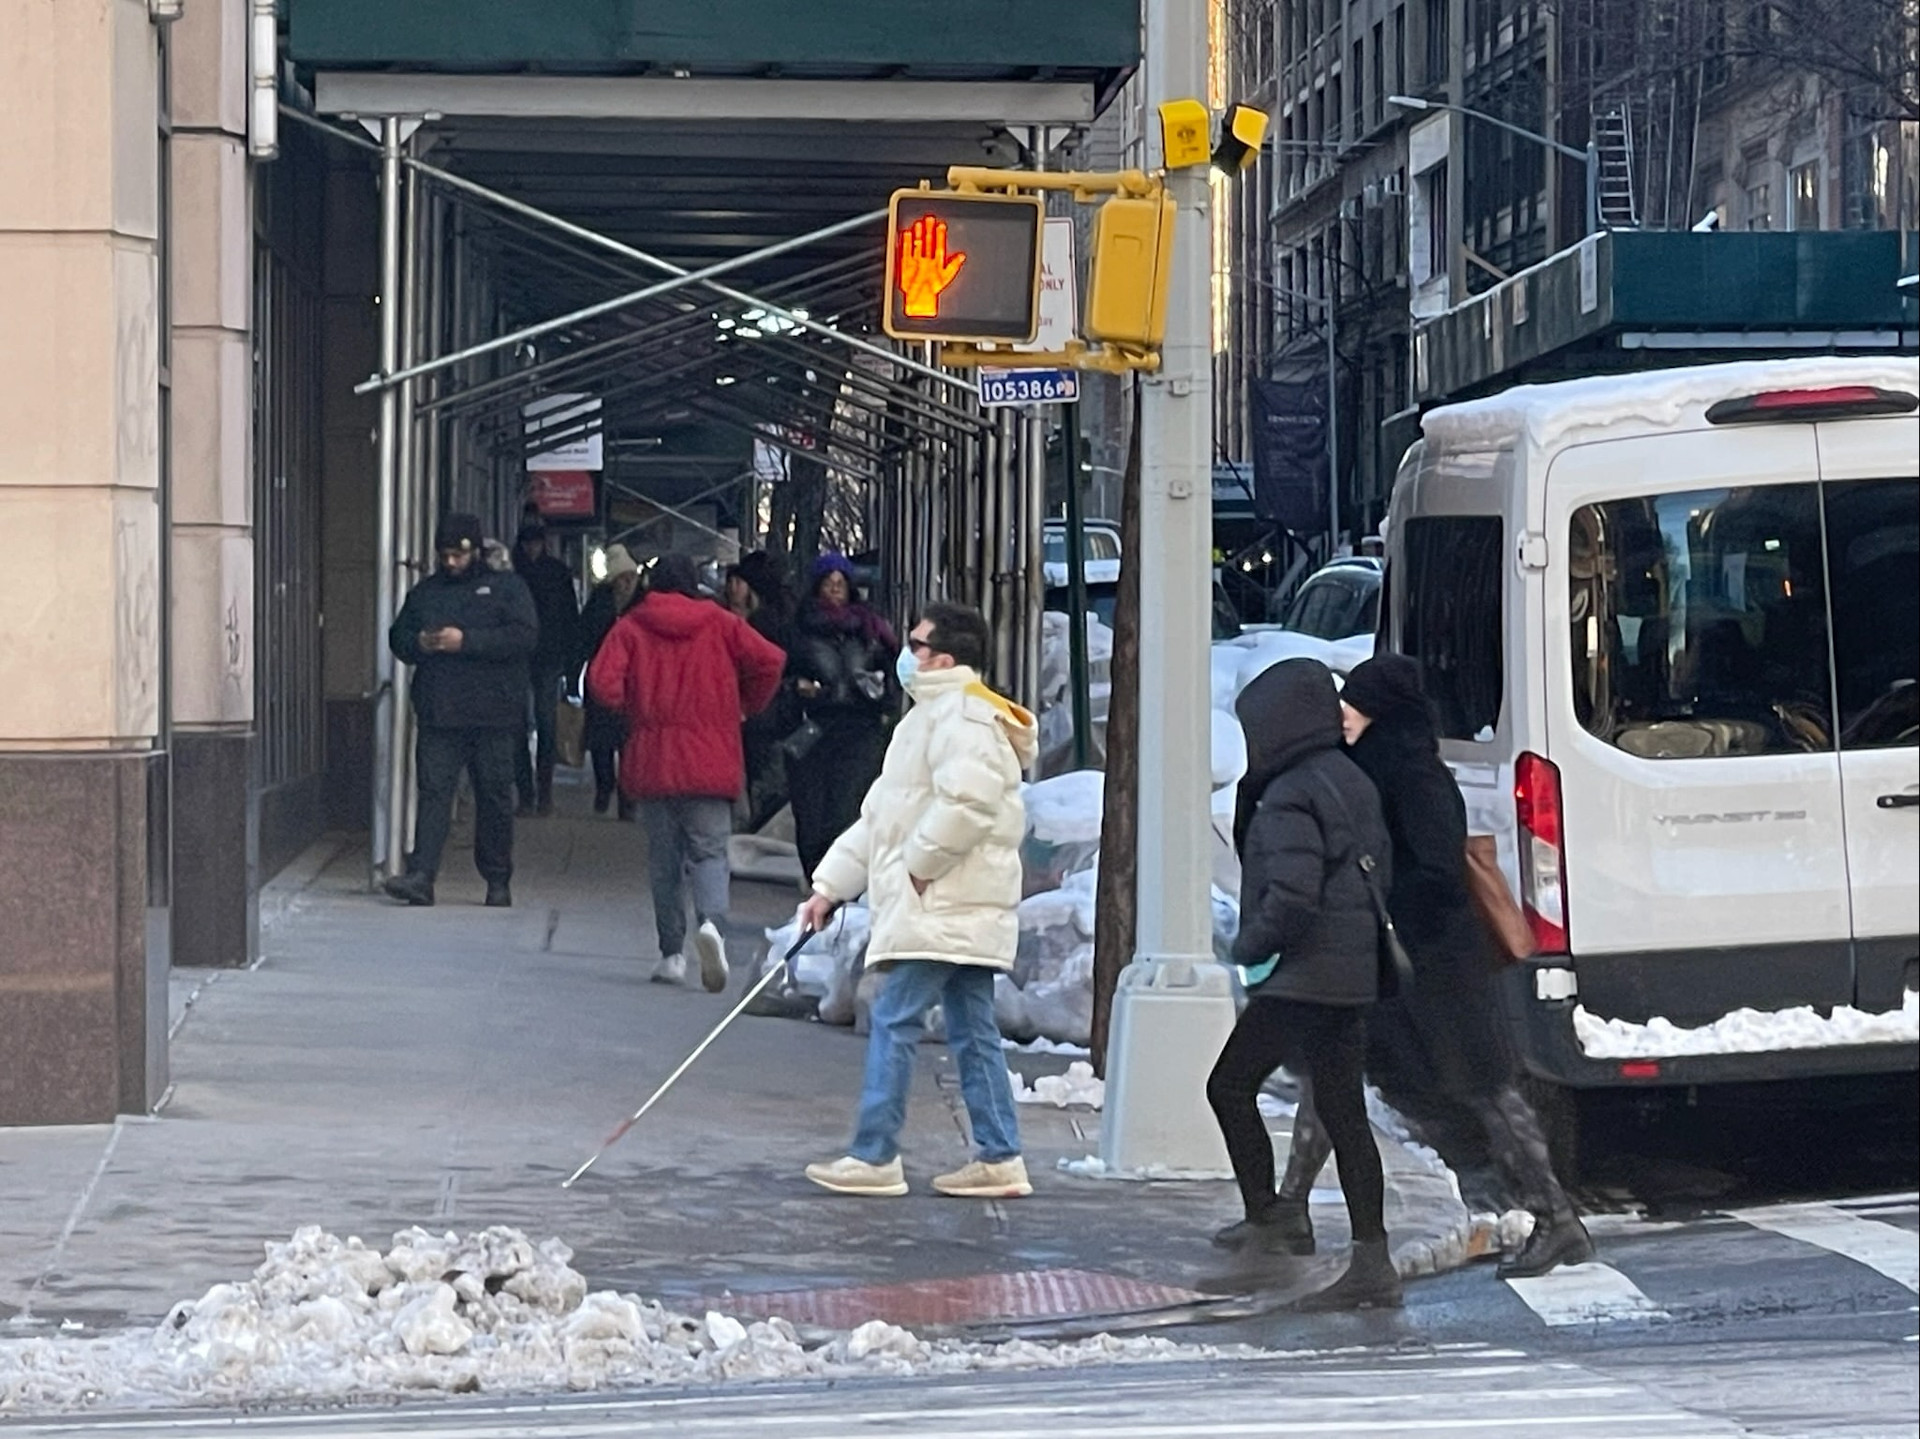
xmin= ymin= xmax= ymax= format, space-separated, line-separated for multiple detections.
xmin=1731 ymin=1201 xmax=1920 ymax=1292
xmin=1503 ymin=1261 xmax=1670 ymax=1326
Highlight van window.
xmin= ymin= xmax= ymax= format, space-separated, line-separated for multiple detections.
xmin=1401 ymin=516 xmax=1504 ymax=740
xmin=1569 ymin=486 xmax=1834 ymax=757
xmin=1824 ymin=478 xmax=1919 ymax=750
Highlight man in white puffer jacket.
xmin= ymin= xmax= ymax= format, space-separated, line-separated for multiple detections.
xmin=799 ymin=602 xmax=1040 ymax=1199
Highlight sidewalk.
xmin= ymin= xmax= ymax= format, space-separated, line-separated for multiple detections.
xmin=0 ymin=776 xmax=1477 ymax=1339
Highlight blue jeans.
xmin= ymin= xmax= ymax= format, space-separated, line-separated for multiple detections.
xmin=850 ymin=961 xmax=1022 ymax=1165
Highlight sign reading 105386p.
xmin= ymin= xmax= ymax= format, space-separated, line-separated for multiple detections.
xmin=882 ymin=190 xmax=1045 ymax=345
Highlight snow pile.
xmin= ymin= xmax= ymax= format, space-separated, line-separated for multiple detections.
xmin=1009 ymin=1060 xmax=1106 ymax=1109
xmin=760 ymin=905 xmax=871 ymax=1005
xmin=1572 ymin=987 xmax=1920 ymax=1059
xmin=0 ymin=1227 xmax=1260 ymax=1415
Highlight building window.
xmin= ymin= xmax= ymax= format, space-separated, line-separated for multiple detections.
xmin=1426 ymin=0 xmax=1448 ymax=82
xmin=1329 ymin=74 xmax=1344 ymax=147
xmin=1395 ymin=6 xmax=1408 ymax=94
xmin=1426 ymin=161 xmax=1449 ymax=280
xmin=1790 ymin=161 xmax=1821 ymax=230
xmin=1372 ymin=23 xmax=1387 ymax=128
xmin=1354 ymin=39 xmax=1367 ymax=134
xmin=1744 ymin=180 xmax=1772 ymax=230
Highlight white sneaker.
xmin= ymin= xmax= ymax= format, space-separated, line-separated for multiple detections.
xmin=804 ymin=1155 xmax=909 ymax=1197
xmin=933 ymin=1157 xmax=1033 ymax=1198
xmin=694 ymin=920 xmax=729 ymax=994
xmin=652 ymin=953 xmax=689 ymax=986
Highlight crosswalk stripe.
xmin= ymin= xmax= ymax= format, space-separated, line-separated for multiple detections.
xmin=1731 ymin=1201 xmax=1920 ymax=1292
xmin=1502 ymin=1261 xmax=1670 ymax=1326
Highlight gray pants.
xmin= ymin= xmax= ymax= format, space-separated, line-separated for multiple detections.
xmin=640 ymin=796 xmax=732 ymax=958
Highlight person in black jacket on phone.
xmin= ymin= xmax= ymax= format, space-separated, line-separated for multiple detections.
xmin=1208 ymin=657 xmax=1403 ymax=1312
xmin=384 ymin=512 xmax=539 ymax=908
xmin=1286 ymin=654 xmax=1593 ymax=1279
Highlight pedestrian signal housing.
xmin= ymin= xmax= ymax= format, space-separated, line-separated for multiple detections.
xmin=1086 ymin=192 xmax=1177 ymax=349
xmin=883 ymin=190 xmax=1044 ymax=344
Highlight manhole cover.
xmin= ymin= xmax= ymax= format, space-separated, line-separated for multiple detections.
xmin=698 ymin=1268 xmax=1203 ymax=1328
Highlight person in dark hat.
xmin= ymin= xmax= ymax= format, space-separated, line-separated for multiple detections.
xmin=512 ymin=520 xmax=582 ymax=817
xmin=1277 ymin=653 xmax=1595 ymax=1278
xmin=384 ymin=512 xmax=540 ymax=908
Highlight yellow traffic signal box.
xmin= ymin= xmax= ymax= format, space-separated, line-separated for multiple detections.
xmin=883 ymin=190 xmax=1044 ymax=344
xmin=1086 ymin=192 xmax=1176 ymax=349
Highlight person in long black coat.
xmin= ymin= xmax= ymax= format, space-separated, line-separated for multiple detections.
xmin=576 ymin=544 xmax=643 ymax=817
xmin=1279 ymin=653 xmax=1594 ymax=1279
xmin=1207 ymin=657 xmax=1402 ymax=1312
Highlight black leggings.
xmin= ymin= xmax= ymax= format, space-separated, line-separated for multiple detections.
xmin=1206 ymin=997 xmax=1385 ymax=1243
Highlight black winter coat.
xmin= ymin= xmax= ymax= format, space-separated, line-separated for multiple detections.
xmin=786 ymin=602 xmax=894 ymax=729
xmin=515 ymin=552 xmax=581 ymax=669
xmin=1348 ymin=704 xmax=1514 ymax=1094
xmin=389 ymin=567 xmax=539 ymax=730
xmin=1231 ymin=659 xmax=1393 ymax=1007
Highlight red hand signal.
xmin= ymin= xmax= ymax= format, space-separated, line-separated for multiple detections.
xmin=897 ymin=214 xmax=967 ymax=318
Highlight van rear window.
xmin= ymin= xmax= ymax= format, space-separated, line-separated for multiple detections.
xmin=1569 ymin=486 xmax=1834 ymax=757
xmin=1401 ymin=516 xmax=1504 ymax=741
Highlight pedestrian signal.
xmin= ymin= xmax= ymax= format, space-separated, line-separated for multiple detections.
xmin=883 ymin=190 xmax=1044 ymax=344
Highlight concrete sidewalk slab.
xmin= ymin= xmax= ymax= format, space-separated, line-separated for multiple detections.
xmin=0 ymin=777 xmax=1477 ymax=1337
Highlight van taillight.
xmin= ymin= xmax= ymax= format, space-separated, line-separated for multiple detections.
xmin=1705 ymin=386 xmax=1918 ymax=425
xmin=1515 ymin=752 xmax=1569 ymax=954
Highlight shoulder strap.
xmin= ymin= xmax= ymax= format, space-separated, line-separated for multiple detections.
xmin=1310 ymin=765 xmax=1394 ymax=928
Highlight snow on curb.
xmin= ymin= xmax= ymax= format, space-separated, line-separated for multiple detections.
xmin=1573 ymin=987 xmax=1919 ymax=1059
xmin=1009 ymin=1061 xmax=1105 ymax=1109
xmin=0 ymin=1226 xmax=1259 ymax=1416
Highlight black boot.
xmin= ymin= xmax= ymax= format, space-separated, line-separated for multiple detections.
xmin=593 ymin=786 xmax=612 ymax=815
xmin=1478 ymin=1086 xmax=1594 ymax=1278
xmin=1211 ymin=1200 xmax=1314 ymax=1255
xmin=382 ymin=872 xmax=435 ymax=907
xmin=536 ymin=763 xmax=556 ymax=817
xmin=485 ymin=880 xmax=513 ymax=909
xmin=1498 ymin=1210 xmax=1595 ymax=1278
xmin=1292 ymin=1238 xmax=1404 ymax=1312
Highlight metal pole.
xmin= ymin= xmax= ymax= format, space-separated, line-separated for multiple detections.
xmin=1325 ymin=253 xmax=1341 ymax=557
xmin=1101 ymin=0 xmax=1237 ymax=1175
xmin=1585 ymin=139 xmax=1601 ymax=235
xmin=370 ymin=116 xmax=403 ymax=883
xmin=387 ymin=156 xmax=422 ymax=878
xmin=1062 ymin=416 xmax=1092 ymax=770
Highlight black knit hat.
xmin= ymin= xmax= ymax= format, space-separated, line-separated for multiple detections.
xmin=434 ymin=512 xmax=484 ymax=554
xmin=1339 ymin=653 xmax=1427 ymax=720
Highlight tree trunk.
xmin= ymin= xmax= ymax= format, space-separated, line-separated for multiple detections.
xmin=1090 ymin=393 xmax=1143 ymax=1078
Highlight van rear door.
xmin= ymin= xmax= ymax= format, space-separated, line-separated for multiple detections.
xmin=1546 ymin=426 xmax=1854 ymax=1021
xmin=1815 ymin=418 xmax=1920 ymax=1012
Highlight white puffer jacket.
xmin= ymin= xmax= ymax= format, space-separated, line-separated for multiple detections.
xmin=812 ymin=664 xmax=1038 ymax=971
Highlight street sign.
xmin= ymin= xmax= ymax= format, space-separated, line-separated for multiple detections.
xmin=882 ymin=190 xmax=1044 ymax=344
xmin=980 ymin=217 xmax=1079 ymax=409
xmin=979 ymin=369 xmax=1080 ymax=407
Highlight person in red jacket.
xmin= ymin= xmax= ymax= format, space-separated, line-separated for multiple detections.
xmin=588 ymin=553 xmax=786 ymax=990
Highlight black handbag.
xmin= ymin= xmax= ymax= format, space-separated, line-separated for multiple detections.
xmin=1314 ymin=771 xmax=1416 ymax=999
xmin=780 ymin=717 xmax=824 ymax=764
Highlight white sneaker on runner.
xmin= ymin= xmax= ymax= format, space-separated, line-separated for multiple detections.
xmin=694 ymin=921 xmax=729 ymax=993
xmin=652 ymin=953 xmax=689 ymax=986
xmin=804 ymin=1155 xmax=909 ymax=1197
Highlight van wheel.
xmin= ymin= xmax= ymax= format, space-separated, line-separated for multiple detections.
xmin=1521 ymin=1076 xmax=1582 ymax=1186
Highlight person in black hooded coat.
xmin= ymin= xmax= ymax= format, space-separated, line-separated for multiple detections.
xmin=1276 ymin=653 xmax=1594 ymax=1279
xmin=1207 ymin=658 xmax=1403 ymax=1312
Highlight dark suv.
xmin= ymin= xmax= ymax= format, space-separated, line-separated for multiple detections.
xmin=1281 ymin=557 xmax=1384 ymax=640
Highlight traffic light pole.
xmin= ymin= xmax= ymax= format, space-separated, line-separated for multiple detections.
xmin=1099 ymin=0 xmax=1237 ymax=1175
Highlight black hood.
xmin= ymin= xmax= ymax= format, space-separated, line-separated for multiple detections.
xmin=1233 ymin=658 xmax=1343 ymax=853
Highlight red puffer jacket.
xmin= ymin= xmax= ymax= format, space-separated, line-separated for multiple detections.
xmin=587 ymin=592 xmax=787 ymax=800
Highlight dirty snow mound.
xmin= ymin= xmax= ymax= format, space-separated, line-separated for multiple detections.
xmin=0 ymin=1227 xmax=1257 ymax=1415
xmin=1009 ymin=1060 xmax=1106 ymax=1109
xmin=1573 ymin=988 xmax=1919 ymax=1058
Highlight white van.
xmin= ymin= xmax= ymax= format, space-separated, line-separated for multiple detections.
xmin=1382 ymin=357 xmax=1919 ymax=1120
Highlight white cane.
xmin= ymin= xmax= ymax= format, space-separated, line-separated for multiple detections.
xmin=560 ymin=928 xmax=816 ymax=1189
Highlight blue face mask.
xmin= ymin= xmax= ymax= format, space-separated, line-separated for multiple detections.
xmin=895 ymin=643 xmax=920 ymax=690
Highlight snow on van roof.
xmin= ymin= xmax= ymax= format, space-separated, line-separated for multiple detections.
xmin=1421 ymin=355 xmax=1920 ymax=453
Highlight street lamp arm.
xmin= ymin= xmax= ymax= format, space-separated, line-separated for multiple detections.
xmin=1387 ymin=95 xmax=1589 ymax=163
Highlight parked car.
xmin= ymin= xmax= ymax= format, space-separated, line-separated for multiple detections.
xmin=1042 ymin=520 xmax=1123 ymax=588
xmin=1382 ymin=355 xmax=1920 ymax=1163
xmin=1280 ymin=556 xmax=1383 ymax=640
